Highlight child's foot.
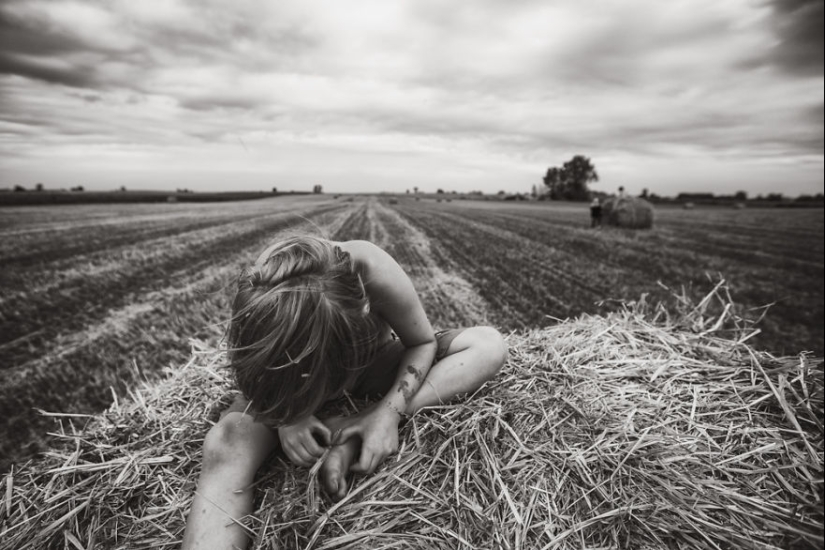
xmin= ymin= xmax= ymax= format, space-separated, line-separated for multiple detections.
xmin=320 ymin=440 xmax=358 ymax=501
xmin=319 ymin=416 xmax=360 ymax=501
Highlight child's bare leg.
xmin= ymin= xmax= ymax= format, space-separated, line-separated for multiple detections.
xmin=408 ymin=326 xmax=507 ymax=413
xmin=319 ymin=416 xmax=359 ymax=501
xmin=182 ymin=407 xmax=276 ymax=550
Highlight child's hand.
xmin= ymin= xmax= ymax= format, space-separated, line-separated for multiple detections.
xmin=277 ymin=415 xmax=332 ymax=467
xmin=335 ymin=405 xmax=401 ymax=474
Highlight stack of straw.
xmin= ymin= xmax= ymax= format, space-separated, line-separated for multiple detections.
xmin=602 ymin=196 xmax=655 ymax=229
xmin=1 ymin=283 xmax=822 ymax=549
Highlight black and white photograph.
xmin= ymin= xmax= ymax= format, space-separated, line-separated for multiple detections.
xmin=1 ymin=1 xmax=822 ymax=548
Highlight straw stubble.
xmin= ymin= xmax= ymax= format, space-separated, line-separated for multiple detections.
xmin=1 ymin=284 xmax=821 ymax=549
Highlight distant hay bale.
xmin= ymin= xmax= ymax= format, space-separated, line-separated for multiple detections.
xmin=683 ymin=201 xmax=695 ymax=209
xmin=3 ymin=284 xmax=822 ymax=549
xmin=603 ymin=196 xmax=655 ymax=228
xmin=734 ymin=202 xmax=746 ymax=209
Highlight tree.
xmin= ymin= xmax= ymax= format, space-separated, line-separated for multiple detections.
xmin=313 ymin=184 xmax=323 ymax=194
xmin=542 ymin=167 xmax=563 ymax=199
xmin=436 ymin=188 xmax=444 ymax=194
xmin=640 ymin=188 xmax=649 ymax=199
xmin=13 ymin=185 xmax=25 ymax=192
xmin=561 ymin=155 xmax=598 ymax=201
xmin=734 ymin=190 xmax=747 ymax=201
xmin=542 ymin=155 xmax=598 ymax=201
xmin=272 ymin=187 xmax=278 ymax=193
xmin=35 ymin=183 xmax=44 ymax=191
xmin=413 ymin=186 xmax=419 ymax=194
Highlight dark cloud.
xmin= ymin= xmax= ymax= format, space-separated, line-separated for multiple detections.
xmin=0 ymin=1 xmax=317 ymax=92
xmin=0 ymin=8 xmax=87 ymax=56
xmin=0 ymin=4 xmax=138 ymax=89
xmin=179 ymin=94 xmax=268 ymax=112
xmin=754 ymin=0 xmax=824 ymax=75
xmin=0 ymin=52 xmax=99 ymax=88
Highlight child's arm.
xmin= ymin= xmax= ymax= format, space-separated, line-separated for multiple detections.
xmin=335 ymin=241 xmax=437 ymax=473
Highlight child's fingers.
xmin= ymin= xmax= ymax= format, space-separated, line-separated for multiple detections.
xmin=284 ymin=447 xmax=305 ymax=467
xmin=310 ymin=421 xmax=332 ymax=446
xmin=334 ymin=425 xmax=360 ymax=445
xmin=301 ymin=435 xmax=324 ymax=458
xmin=351 ymin=450 xmax=376 ymax=474
xmin=285 ymin=440 xmax=313 ymax=466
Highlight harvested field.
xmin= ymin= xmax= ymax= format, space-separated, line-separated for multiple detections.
xmin=1 ymin=285 xmax=821 ymax=549
xmin=1 ymin=195 xmax=823 ymax=540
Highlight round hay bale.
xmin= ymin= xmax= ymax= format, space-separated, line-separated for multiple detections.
xmin=602 ymin=196 xmax=655 ymax=229
xmin=683 ymin=202 xmax=695 ymax=210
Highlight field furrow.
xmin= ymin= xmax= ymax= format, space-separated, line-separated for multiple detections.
xmin=1 ymin=196 xmax=822 ymax=473
xmin=0 ymin=204 xmax=346 ymax=369
xmin=395 ymin=200 xmax=823 ymax=355
xmin=0 ymin=200 xmax=362 ymax=471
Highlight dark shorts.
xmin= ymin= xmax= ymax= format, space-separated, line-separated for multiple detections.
xmin=350 ymin=329 xmax=465 ymax=399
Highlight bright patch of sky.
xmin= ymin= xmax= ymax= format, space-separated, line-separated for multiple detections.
xmin=0 ymin=0 xmax=822 ymax=196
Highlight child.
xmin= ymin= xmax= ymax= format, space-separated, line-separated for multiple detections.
xmin=182 ymin=235 xmax=507 ymax=549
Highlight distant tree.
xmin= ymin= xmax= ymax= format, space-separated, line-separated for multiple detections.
xmin=542 ymin=167 xmax=563 ymax=199
xmin=272 ymin=187 xmax=278 ymax=193
xmin=70 ymin=186 xmax=84 ymax=192
xmin=120 ymin=186 xmax=127 ymax=192
xmin=767 ymin=193 xmax=783 ymax=201
xmin=640 ymin=188 xmax=649 ymax=199
xmin=436 ymin=188 xmax=444 ymax=194
xmin=531 ymin=185 xmax=538 ymax=198
xmin=543 ymin=155 xmax=598 ymax=201
xmin=35 ymin=183 xmax=44 ymax=191
xmin=413 ymin=186 xmax=419 ymax=194
xmin=313 ymin=184 xmax=323 ymax=194
xmin=734 ymin=190 xmax=747 ymax=201
xmin=13 ymin=185 xmax=25 ymax=192
xmin=406 ymin=189 xmax=410 ymax=194
xmin=563 ymin=156 xmax=599 ymax=200
xmin=497 ymin=190 xmax=506 ymax=195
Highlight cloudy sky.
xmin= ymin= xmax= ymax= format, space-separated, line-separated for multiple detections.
xmin=0 ymin=0 xmax=822 ymax=196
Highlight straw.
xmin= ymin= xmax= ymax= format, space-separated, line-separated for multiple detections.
xmin=1 ymin=282 xmax=821 ymax=550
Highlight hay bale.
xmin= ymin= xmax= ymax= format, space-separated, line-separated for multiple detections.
xmin=2 ymin=285 xmax=822 ymax=549
xmin=603 ymin=196 xmax=655 ymax=228
xmin=683 ymin=201 xmax=695 ymax=209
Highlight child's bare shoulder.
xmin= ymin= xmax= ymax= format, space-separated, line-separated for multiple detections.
xmin=335 ymin=240 xmax=390 ymax=272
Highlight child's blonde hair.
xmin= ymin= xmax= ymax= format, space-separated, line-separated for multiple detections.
xmin=228 ymin=235 xmax=379 ymax=426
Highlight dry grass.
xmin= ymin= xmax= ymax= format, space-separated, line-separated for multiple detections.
xmin=1 ymin=282 xmax=822 ymax=550
xmin=603 ymin=197 xmax=655 ymax=229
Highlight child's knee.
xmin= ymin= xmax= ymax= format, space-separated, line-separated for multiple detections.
xmin=201 ymin=413 xmax=270 ymax=472
xmin=467 ymin=326 xmax=508 ymax=376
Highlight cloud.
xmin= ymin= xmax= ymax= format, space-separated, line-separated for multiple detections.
xmin=0 ymin=0 xmax=821 ymax=196
xmin=763 ymin=0 xmax=824 ymax=75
